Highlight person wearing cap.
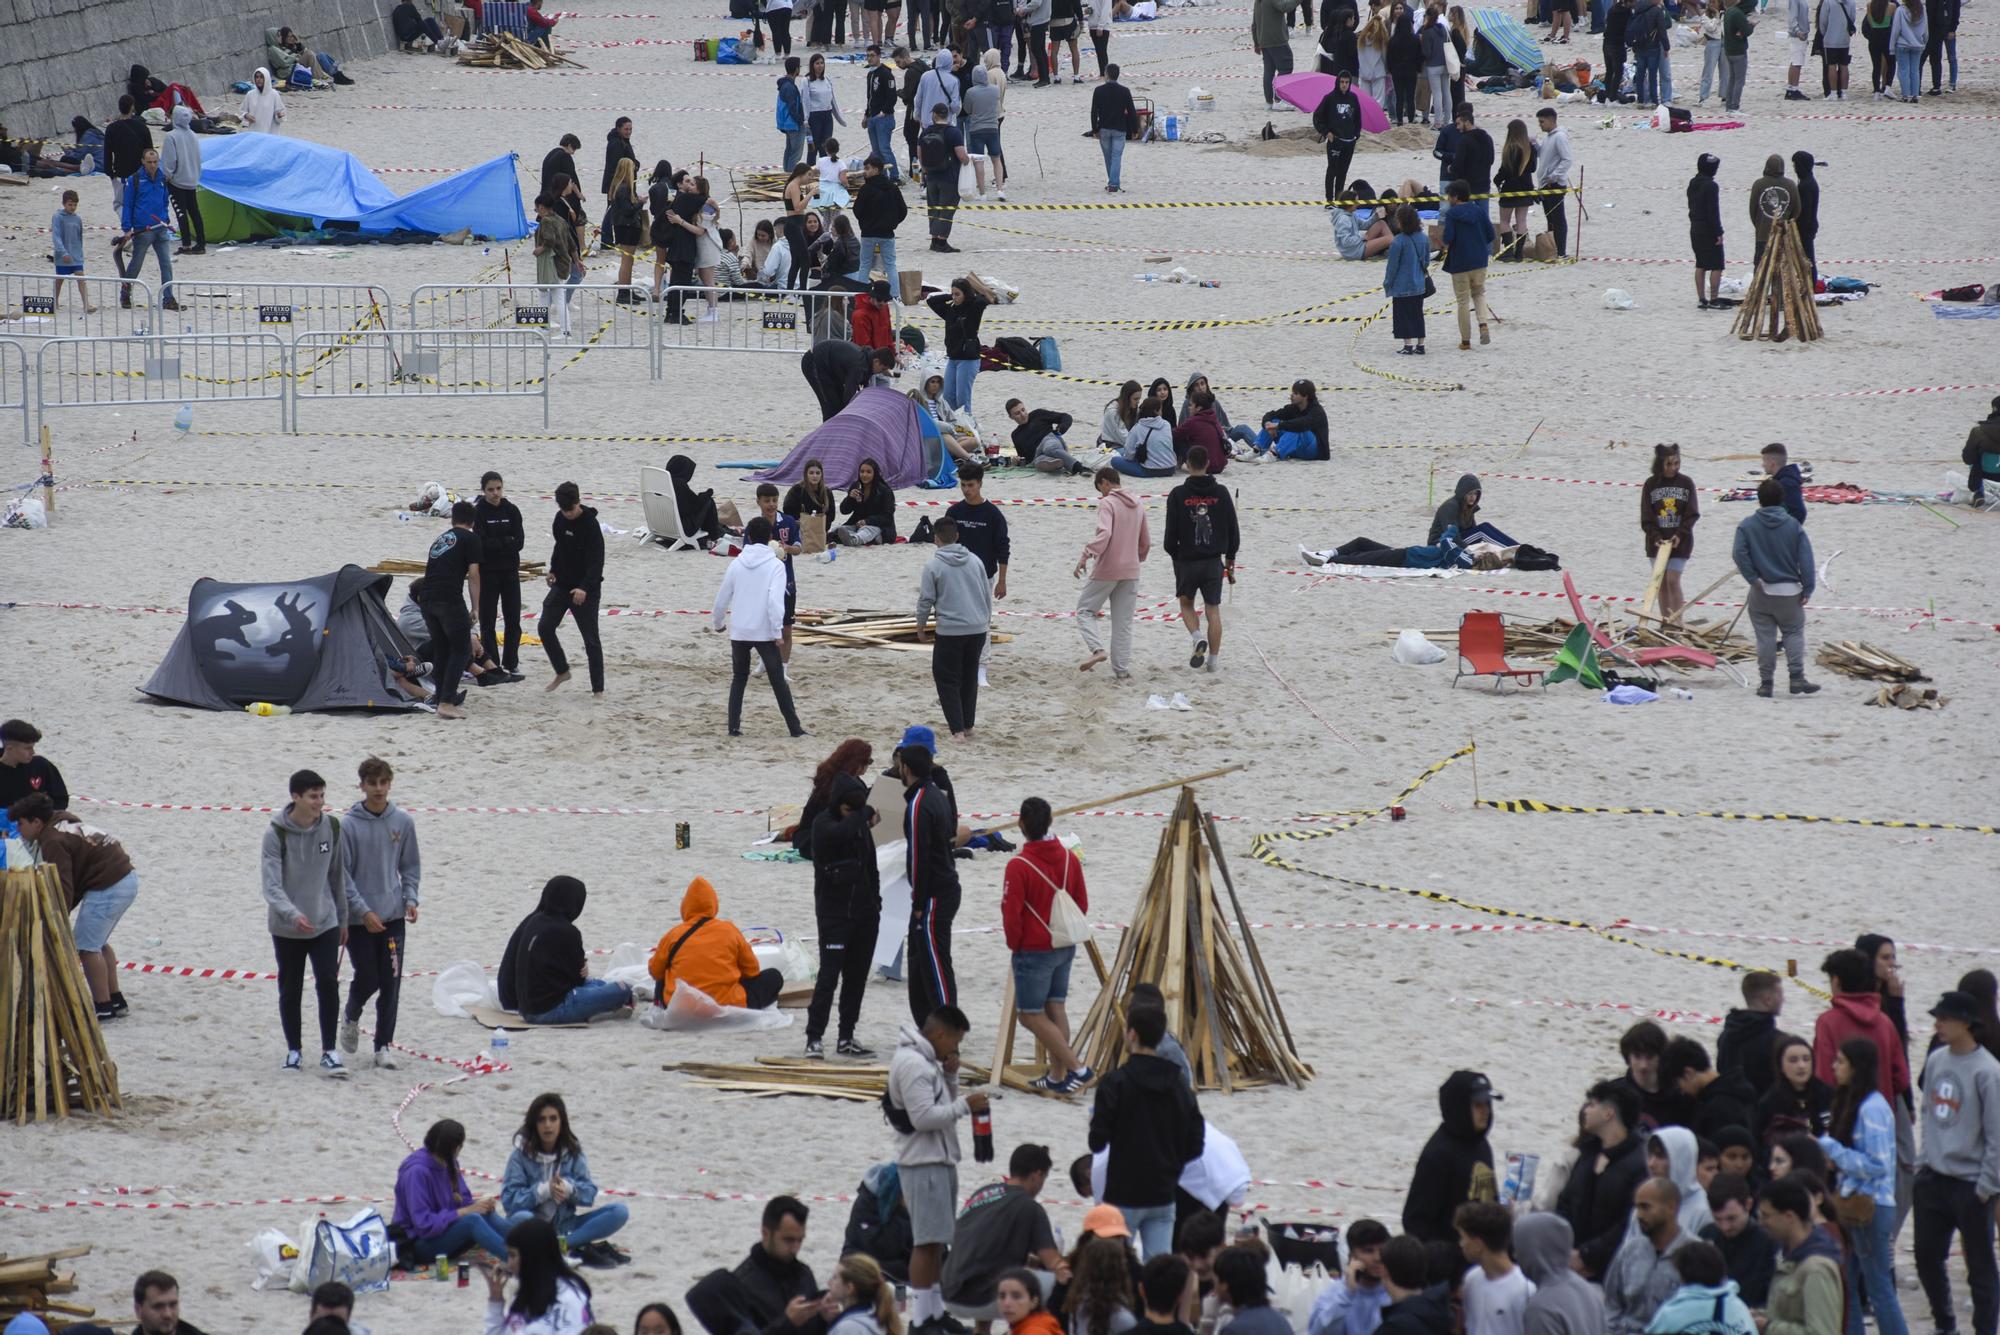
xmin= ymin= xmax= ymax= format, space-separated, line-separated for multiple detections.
xmin=1402 ymin=1071 xmax=1501 ymax=1243
xmin=1688 ymin=153 xmax=1725 ymax=310
xmin=1912 ymin=989 xmax=2000 ymax=1335
xmin=897 ymin=743 xmax=963 ymax=1028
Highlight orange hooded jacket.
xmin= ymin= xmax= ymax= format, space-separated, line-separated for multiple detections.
xmin=648 ymin=876 xmax=762 ymax=1008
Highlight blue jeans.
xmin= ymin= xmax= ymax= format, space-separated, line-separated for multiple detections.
xmin=121 ymin=225 xmax=175 ymax=304
xmin=502 ymin=1202 xmax=630 ymax=1248
xmin=867 ymin=113 xmax=899 ymax=178
xmin=1225 ymin=424 xmax=1257 ymax=445
xmin=852 ymin=237 xmax=898 ymax=288
xmin=944 ymin=357 xmax=978 ymax=412
xmin=1895 ymin=46 xmax=1921 ymax=96
xmin=1846 ymin=1203 xmax=1909 ymax=1335
xmin=315 ymin=52 xmax=343 ymax=77
xmin=1109 ymin=455 xmax=1173 ymax=477
xmin=782 ymin=129 xmax=808 ymax=171
xmin=73 ymin=871 xmax=139 ymax=953
xmin=1118 ymin=1203 xmax=1176 ymax=1261
xmin=523 ymin=978 xmax=633 ymax=1025
xmin=1634 ymin=46 xmax=1663 ymax=102
xmin=1658 ymin=46 xmax=1675 ymax=100
xmin=409 ymin=1211 xmax=511 ymax=1261
xmin=1009 ymin=946 xmax=1075 ymax=1013
xmin=1699 ymin=41 xmax=1721 ymax=99
xmin=1098 ymin=129 xmax=1126 ymax=188
xmin=1590 ymin=0 xmax=1608 ymax=29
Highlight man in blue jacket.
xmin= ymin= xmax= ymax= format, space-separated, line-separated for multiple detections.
xmin=1731 ymin=478 xmax=1820 ymax=698
xmin=118 ymin=147 xmax=180 ymax=311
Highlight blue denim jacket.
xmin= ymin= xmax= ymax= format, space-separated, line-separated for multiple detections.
xmin=1384 ymin=231 xmax=1430 ymax=298
xmin=1819 ymin=1090 xmax=1897 ymax=1207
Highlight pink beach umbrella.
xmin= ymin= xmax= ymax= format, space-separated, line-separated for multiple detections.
xmin=1271 ymin=72 xmax=1392 ymax=134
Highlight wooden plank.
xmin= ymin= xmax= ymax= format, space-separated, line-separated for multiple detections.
xmin=1161 ymin=795 xmax=1191 ymax=1039
xmin=1187 ymin=849 xmax=1233 ymax=1095
xmin=1201 ymin=812 xmax=1300 ymax=1063
xmin=978 ymin=765 xmax=1246 ymax=835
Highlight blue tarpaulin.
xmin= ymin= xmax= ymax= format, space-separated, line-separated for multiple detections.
xmin=196 ymin=135 xmax=530 ymax=240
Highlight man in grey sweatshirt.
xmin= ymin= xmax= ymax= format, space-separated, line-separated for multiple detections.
xmin=339 ymin=757 xmax=422 ymax=1069
xmin=1913 ymin=990 xmax=2000 ymax=1335
xmin=915 ymin=517 xmax=993 ymax=740
xmin=1730 ymin=477 xmax=1819 ymax=698
xmin=261 ymin=768 xmax=351 ymax=1076
xmin=158 ymin=105 xmax=205 ymax=254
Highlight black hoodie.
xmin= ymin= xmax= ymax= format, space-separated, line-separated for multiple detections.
xmin=1692 ymin=1067 xmax=1760 ymax=1144
xmin=1428 ymin=473 xmax=1481 ymax=545
xmin=1688 ymin=155 xmax=1723 ymax=243
xmin=1698 ymin=1217 xmax=1777 ymax=1307
xmin=1789 ymin=152 xmax=1820 ymax=247
xmin=474 ymin=495 xmax=525 ymax=573
xmin=1401 ymin=1070 xmax=1498 ymax=1243
xmin=541 ymin=144 xmax=579 ymax=198
xmin=854 ymin=172 xmax=909 ymax=239
xmin=1313 ymin=81 xmax=1364 ymax=144
xmin=811 ymin=774 xmax=882 ymax=922
xmin=498 ymin=875 xmax=588 ymax=1016
xmin=1267 ymin=397 xmax=1331 ymax=461
xmin=1163 ymin=474 xmax=1240 ymax=562
xmin=668 ymin=454 xmax=722 ymax=540
xmin=1752 ymin=1074 xmax=1832 ymax=1150
xmin=1088 ymin=1051 xmax=1206 ymax=1207
xmin=903 ymin=777 xmax=960 ymax=905
xmin=549 ymin=504 xmax=605 ymax=594
xmin=1378 ymin=1286 xmax=1455 ymax=1335
xmin=1010 ymin=409 xmax=1074 ymax=463
xmin=1556 ymin=1130 xmax=1649 ymax=1278
xmin=602 ymin=126 xmax=638 ymax=197
xmin=1717 ymin=1007 xmax=1779 ymax=1097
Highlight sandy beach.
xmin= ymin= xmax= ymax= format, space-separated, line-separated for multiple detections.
xmin=1 ymin=2 xmax=1996 ymax=1328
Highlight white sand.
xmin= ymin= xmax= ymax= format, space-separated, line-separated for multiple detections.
xmin=1 ymin=6 xmax=1996 ymax=1330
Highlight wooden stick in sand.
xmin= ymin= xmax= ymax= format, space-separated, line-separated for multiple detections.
xmin=976 ymin=764 xmax=1246 ymax=834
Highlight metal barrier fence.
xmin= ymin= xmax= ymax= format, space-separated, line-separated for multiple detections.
xmin=288 ymin=329 xmax=550 ymax=431
xmin=408 ymin=282 xmax=658 ymax=378
xmin=1 ymin=271 xmax=153 ymax=341
xmin=0 ymin=340 xmax=25 ymax=444
xmin=164 ymin=281 xmax=397 ymax=338
xmin=657 ymin=286 xmax=860 ymax=357
xmin=34 ymin=334 xmax=289 ymax=432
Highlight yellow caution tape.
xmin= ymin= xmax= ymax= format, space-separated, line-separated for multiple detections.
xmin=1478 ymin=799 xmax=1998 ymax=837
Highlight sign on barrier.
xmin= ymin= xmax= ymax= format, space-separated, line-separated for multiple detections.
xmin=288 ymin=329 xmax=550 ymax=432
xmin=34 ymin=334 xmax=289 ymax=432
xmin=165 ymin=282 xmax=397 ymax=338
xmin=407 ymin=283 xmax=658 ymax=377
xmin=657 ymin=287 xmax=859 ymax=357
xmin=0 ymin=341 xmax=26 ymax=444
xmin=0 ymin=271 xmax=154 ymax=341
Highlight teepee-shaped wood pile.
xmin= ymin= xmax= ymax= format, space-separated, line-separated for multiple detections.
xmin=1071 ymin=789 xmax=1312 ymax=1093
xmin=1733 ymin=218 xmax=1822 ymax=344
xmin=1 ymin=865 xmax=122 ymax=1122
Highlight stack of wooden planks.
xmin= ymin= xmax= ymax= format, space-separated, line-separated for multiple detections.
xmin=1732 ymin=218 xmax=1823 ymax=344
xmin=1389 ymin=615 xmax=1755 ymax=664
xmin=0 ymin=1245 xmax=96 ymax=1329
xmin=793 ymin=609 xmax=1012 ymax=652
xmin=1865 ymin=683 xmax=1949 ymax=711
xmin=1 ymin=867 xmax=122 ymax=1122
xmin=734 ymin=171 xmax=791 ymax=204
xmin=1816 ymin=641 xmax=1928 ymax=683
xmin=455 ymin=33 xmax=584 ymax=68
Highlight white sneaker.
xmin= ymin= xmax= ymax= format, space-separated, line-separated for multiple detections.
xmin=1169 ymin=691 xmax=1193 ymax=711
xmin=320 ymin=1051 xmax=349 ymax=1079
xmin=374 ymin=1049 xmax=400 ymax=1070
xmin=698 ymin=311 xmax=719 ymax=323
xmin=977 ymin=190 xmax=989 ymax=201
xmin=1146 ymin=693 xmax=1172 ymax=709
xmin=995 ymin=190 xmax=1006 ymax=201
xmin=339 ymin=1017 xmax=359 ymax=1054
xmin=753 ymin=655 xmax=766 ymax=676
xmin=978 ymin=666 xmax=990 ymax=687
xmin=1204 ymin=652 xmax=1221 ymax=674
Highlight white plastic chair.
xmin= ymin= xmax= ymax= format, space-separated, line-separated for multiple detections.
xmin=639 ymin=466 xmax=706 ymax=552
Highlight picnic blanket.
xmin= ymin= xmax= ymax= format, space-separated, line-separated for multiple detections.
xmin=1932 ymin=304 xmax=2000 ymax=320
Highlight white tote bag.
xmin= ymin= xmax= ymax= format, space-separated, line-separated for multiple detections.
xmin=1022 ymin=856 xmax=1092 ymax=949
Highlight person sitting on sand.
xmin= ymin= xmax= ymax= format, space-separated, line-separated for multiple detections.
xmin=500 ymin=1092 xmax=631 ymax=1270
xmin=785 ymin=460 xmax=838 ymax=522
xmin=1248 ymin=380 xmax=1330 ymax=462
xmin=649 ymin=876 xmax=786 ymax=1010
xmin=1111 ymin=399 xmax=1176 ymax=479
xmin=1333 ymin=186 xmax=1397 ymax=261
xmin=833 ymin=457 xmax=899 ymax=546
xmin=1009 ymin=401 xmax=1090 ymax=476
xmin=845 ymin=1163 xmax=917 ymax=1282
xmin=498 ymin=876 xmax=635 ymax=1025
xmin=1172 ymin=389 xmax=1230 ymax=473
xmin=1179 ymin=373 xmax=1257 ymax=451
xmin=465 ymin=0 xmax=560 ymax=46
xmin=915 ymin=389 xmax=986 ymax=465
xmin=687 ymin=1197 xmax=826 ymax=1335
xmin=393 ymin=1118 xmax=511 ymax=1262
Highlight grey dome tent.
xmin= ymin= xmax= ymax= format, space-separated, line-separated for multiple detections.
xmin=142 ymin=565 xmax=426 ymax=712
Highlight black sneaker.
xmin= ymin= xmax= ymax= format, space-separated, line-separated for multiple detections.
xmin=837 ymin=1037 xmax=876 ymax=1058
xmin=805 ymin=1037 xmax=825 ymax=1059
xmin=110 ymin=992 xmax=130 ymax=1017
xmin=1756 ymin=680 xmax=1774 ymax=698
xmin=95 ymin=1002 xmax=119 ymax=1021
xmin=1789 ymin=677 xmax=1821 ymax=695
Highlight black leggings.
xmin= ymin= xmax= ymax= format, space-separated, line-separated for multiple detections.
xmin=1390 ymin=66 xmax=1420 ymax=122
xmin=345 ymin=920 xmax=405 ymax=1048
xmin=728 ymin=639 xmax=803 ymax=734
xmin=420 ymin=598 xmax=473 ymax=706
xmin=930 ymin=632 xmax=984 ymax=734
xmin=274 ymin=927 xmax=342 ymax=1053
xmin=783 ymin=213 xmax=811 ymax=290
xmin=1091 ymin=27 xmax=1109 ymax=73
xmin=1324 ymin=138 xmax=1356 ymax=201
xmin=1029 ymin=21 xmax=1050 ymax=81
xmin=805 ymin=911 xmax=880 ymax=1041
xmin=769 ymin=11 xmax=792 ymax=53
xmin=477 ymin=567 xmax=522 ymax=671
xmin=168 ymin=184 xmax=205 ymax=249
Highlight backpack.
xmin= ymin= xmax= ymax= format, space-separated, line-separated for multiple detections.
xmin=1511 ymin=543 xmax=1562 ymax=571
xmin=908 ymin=515 xmax=935 ymax=544
xmin=775 ymin=86 xmax=802 ymax=133
xmin=993 ymin=335 xmax=1043 ymax=370
xmin=1036 ymin=335 xmax=1061 ymax=372
xmin=919 ymin=125 xmax=957 ymax=174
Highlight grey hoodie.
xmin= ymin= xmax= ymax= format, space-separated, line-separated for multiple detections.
xmin=1517 ymin=1214 xmax=1607 ymax=1335
xmin=340 ymin=799 xmax=422 ymax=922
xmin=1731 ymin=505 xmax=1816 ymax=598
xmin=916 ymin=543 xmax=993 ymax=637
xmin=261 ymin=804 xmax=349 ymax=940
xmin=887 ymin=1021 xmax=968 ymax=1167
xmin=1179 ymin=371 xmax=1233 ymax=431
xmin=1429 ymin=473 xmax=1481 ymax=546
xmin=159 ymin=105 xmax=201 ymax=189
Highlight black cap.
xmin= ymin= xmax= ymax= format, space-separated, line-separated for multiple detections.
xmin=1931 ymin=991 xmax=1981 ymax=1024
xmin=1467 ymin=1072 xmax=1503 ymax=1102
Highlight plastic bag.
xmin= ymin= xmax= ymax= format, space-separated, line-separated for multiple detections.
xmin=1603 ymin=684 xmax=1659 ymax=704
xmin=638 ymin=980 xmax=794 ymax=1032
xmin=1602 ymin=288 xmax=1636 ymax=310
xmin=751 ymin=930 xmax=816 ymax=985
xmin=3 ymin=495 xmax=48 ymax=530
xmin=431 ymin=960 xmax=497 ymax=1018
xmin=601 ymin=941 xmax=656 ymax=1002
xmin=300 ymin=1208 xmax=393 ymax=1295
xmin=247 ymin=1227 xmax=300 ymax=1292
xmin=1392 ymin=629 xmax=1446 ymax=665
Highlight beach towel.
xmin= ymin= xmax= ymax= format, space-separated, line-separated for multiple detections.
xmin=1932 ymin=304 xmax=2000 ymax=320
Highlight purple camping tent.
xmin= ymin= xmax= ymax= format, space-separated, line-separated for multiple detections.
xmin=752 ymin=387 xmax=953 ymax=491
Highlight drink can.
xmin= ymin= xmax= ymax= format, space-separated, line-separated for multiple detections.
xmin=435 ymin=1256 xmax=450 ymax=1281
xmin=458 ymin=1262 xmax=471 ymax=1288
xmin=1389 ymin=805 xmax=1406 ymax=821
xmin=676 ymin=821 xmax=691 ymax=850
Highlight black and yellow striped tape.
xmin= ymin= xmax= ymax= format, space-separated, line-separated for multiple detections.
xmin=1478 ymin=799 xmax=1998 ymax=837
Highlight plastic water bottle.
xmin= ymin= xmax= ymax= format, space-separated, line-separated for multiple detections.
xmin=817 ymin=547 xmax=837 ymax=564
xmin=491 ymin=1027 xmax=510 ymax=1053
xmin=174 ymin=402 xmax=193 ymax=434
xmin=244 ymin=702 xmax=291 ymax=717
xmin=1670 ymin=688 xmax=1694 ymax=701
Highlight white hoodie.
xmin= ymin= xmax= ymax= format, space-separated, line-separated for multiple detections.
xmin=242 ymin=69 xmax=286 ymax=134
xmin=711 ymin=542 xmax=788 ymax=642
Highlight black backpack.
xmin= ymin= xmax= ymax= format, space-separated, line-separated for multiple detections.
xmin=908 ymin=515 xmax=935 ymax=545
xmin=1513 ymin=543 xmax=1561 ymax=571
xmin=993 ymin=335 xmax=1042 ymax=370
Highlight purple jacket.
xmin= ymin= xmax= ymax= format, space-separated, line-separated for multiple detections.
xmin=394 ymin=1149 xmax=474 ymax=1238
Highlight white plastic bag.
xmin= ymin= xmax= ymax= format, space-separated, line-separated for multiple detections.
xmin=639 ymin=980 xmax=794 ymax=1032
xmin=1602 ymin=288 xmax=1636 ymax=310
xmin=299 ymin=1208 xmax=393 ymax=1294
xmin=751 ymin=930 xmax=816 ymax=985
xmin=602 ymin=941 xmax=657 ymax=1002
xmin=3 ymin=495 xmax=48 ymax=530
xmin=247 ymin=1227 xmax=300 ymax=1292
xmin=1392 ymin=629 xmax=1446 ymax=665
xmin=431 ymin=960 xmax=497 ymax=1018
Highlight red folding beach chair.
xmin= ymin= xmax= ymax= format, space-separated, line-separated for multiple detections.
xmin=1451 ymin=611 xmax=1545 ymax=691
xmin=1562 ymin=571 xmax=1738 ymax=681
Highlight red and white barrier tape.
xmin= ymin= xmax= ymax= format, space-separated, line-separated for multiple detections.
xmin=1449 ymin=996 xmax=1724 ymax=1025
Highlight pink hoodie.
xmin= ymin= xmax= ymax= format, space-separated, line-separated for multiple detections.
xmin=1080 ymin=487 xmax=1151 ymax=581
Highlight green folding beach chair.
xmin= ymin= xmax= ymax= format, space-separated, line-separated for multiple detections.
xmin=1544 ymin=623 xmax=1606 ymax=689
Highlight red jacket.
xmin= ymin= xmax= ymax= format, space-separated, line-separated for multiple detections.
xmin=1000 ymin=838 xmax=1088 ymax=953
xmin=1813 ymin=992 xmax=1910 ymax=1104
xmin=851 ymin=294 xmax=893 ymax=352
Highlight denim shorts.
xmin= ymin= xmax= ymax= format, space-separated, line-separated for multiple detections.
xmin=1010 ymin=945 xmax=1075 ymax=1012
xmin=73 ymin=871 xmax=139 ymax=953
xmin=968 ymin=128 xmax=1003 ymax=159
xmin=1667 ymin=557 xmax=1689 ymax=572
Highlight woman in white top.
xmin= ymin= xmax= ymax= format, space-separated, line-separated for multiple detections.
xmin=696 ymin=196 xmax=724 ymax=320
xmin=240 ymin=68 xmax=285 ymax=134
xmin=1097 ymin=379 xmax=1142 ymax=450
xmin=481 ymin=1218 xmax=595 ymax=1335
xmin=804 ymin=53 xmax=847 ymax=159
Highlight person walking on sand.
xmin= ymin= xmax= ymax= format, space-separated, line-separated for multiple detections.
xmin=713 ymin=516 xmax=809 ymax=738
xmin=1090 ymin=66 xmax=1140 ymax=193
xmin=262 ymin=768 xmax=351 ymax=1078
xmin=1162 ymin=446 xmax=1239 ymax=675
xmin=1074 ymin=466 xmax=1151 ymax=679
xmin=338 ymin=756 xmax=420 ymax=1071
xmin=1640 ymin=444 xmax=1698 ymax=623
xmin=420 ymin=501 xmax=483 ymax=719
xmin=1731 ymin=478 xmax=1820 ymax=698
xmin=544 ymin=482 xmax=607 ymax=696
xmin=916 ymin=517 xmax=993 ymax=741
xmin=1441 ymin=179 xmax=1494 ymax=351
